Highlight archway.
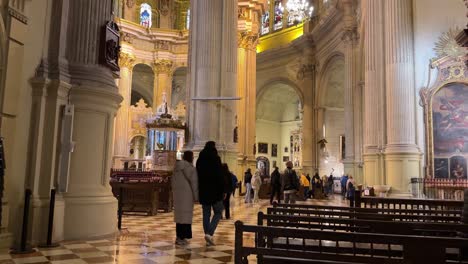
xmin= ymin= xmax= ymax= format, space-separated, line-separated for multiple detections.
xmin=132 ymin=63 xmax=154 ymax=108
xmin=171 ymin=67 xmax=187 ymax=109
xmin=317 ymin=55 xmax=345 ymax=178
xmin=256 ymin=82 xmax=303 ymax=174
xmin=256 ymin=156 xmax=270 ymax=179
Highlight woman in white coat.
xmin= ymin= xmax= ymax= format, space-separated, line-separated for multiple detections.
xmin=252 ymin=171 xmax=262 ymax=203
xmin=172 ymin=151 xmax=198 ymax=245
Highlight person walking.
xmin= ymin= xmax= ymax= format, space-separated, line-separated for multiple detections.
xmin=270 ymin=166 xmax=281 ymax=204
xmin=347 ymin=175 xmax=356 ymax=207
xmin=196 ymin=141 xmax=226 ymax=246
xmin=341 ymin=174 xmax=349 ymax=199
xmin=252 ymin=170 xmax=262 ymax=203
xmin=327 ymin=171 xmax=334 ymax=195
xmin=172 ymin=151 xmax=198 ymax=245
xmin=231 ymin=173 xmax=238 ymax=197
xmin=281 ymin=161 xmax=299 ymax=204
xmin=222 ymin=163 xmax=234 ymax=219
xmin=244 ymin=168 xmax=253 ymax=203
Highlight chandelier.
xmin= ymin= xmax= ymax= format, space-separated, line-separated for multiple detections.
xmin=283 ymin=0 xmax=314 ymax=25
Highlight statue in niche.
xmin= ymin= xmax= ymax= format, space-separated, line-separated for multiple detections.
xmin=233 ymin=115 xmax=238 ymax=143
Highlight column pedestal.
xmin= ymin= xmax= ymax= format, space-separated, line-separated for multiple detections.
xmin=63 ymin=84 xmax=122 ymax=240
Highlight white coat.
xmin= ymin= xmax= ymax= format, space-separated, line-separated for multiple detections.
xmin=252 ymin=172 xmax=262 ymax=190
xmin=172 ymin=160 xmax=198 ymax=224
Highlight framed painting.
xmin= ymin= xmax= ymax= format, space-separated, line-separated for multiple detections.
xmin=258 ymin=142 xmax=268 ymax=154
xmin=272 ymin=144 xmax=278 ymax=157
xmin=283 ymin=156 xmax=289 ymax=162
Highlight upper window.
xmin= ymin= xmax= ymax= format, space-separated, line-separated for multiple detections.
xmin=186 ymin=9 xmax=190 ymax=30
xmin=140 ymin=3 xmax=152 ymax=28
xmin=261 ymin=11 xmax=270 ymax=35
xmin=273 ymin=0 xmax=284 ymax=31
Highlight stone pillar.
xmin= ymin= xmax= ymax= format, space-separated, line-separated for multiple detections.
xmin=63 ymin=0 xmax=122 ymax=239
xmin=342 ymin=0 xmax=359 ymax=181
xmin=187 ymin=0 xmax=238 ymax=168
xmin=383 ymin=0 xmax=421 ymax=194
xmin=363 ymin=0 xmax=385 ymax=187
xmin=153 ymin=59 xmax=173 ymax=110
xmin=237 ymin=31 xmax=258 ymax=177
xmin=113 ymin=53 xmax=135 ymax=167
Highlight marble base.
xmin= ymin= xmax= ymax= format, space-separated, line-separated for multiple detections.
xmin=384 ymin=152 xmax=422 ymax=194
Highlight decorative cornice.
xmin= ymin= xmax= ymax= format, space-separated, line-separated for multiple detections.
xmin=154 ymin=59 xmax=173 ymax=74
xmin=119 ymin=52 xmax=136 ymax=69
xmin=237 ymin=31 xmax=259 ymax=50
xmin=121 ymin=32 xmax=136 ymax=44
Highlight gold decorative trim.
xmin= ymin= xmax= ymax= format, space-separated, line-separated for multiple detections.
xmin=119 ymin=52 xmax=136 ymax=69
xmin=154 ymin=59 xmax=173 ymax=74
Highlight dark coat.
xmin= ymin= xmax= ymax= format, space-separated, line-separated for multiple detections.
xmin=270 ymin=169 xmax=281 ymax=188
xmin=244 ymin=171 xmax=252 ymax=184
xmin=196 ymin=148 xmax=224 ymax=205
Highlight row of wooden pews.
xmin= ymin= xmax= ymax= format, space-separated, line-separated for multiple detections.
xmin=235 ymin=197 xmax=468 ymax=264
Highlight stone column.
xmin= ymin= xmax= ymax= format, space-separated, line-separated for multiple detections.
xmin=153 ymin=59 xmax=173 ymax=110
xmin=363 ymin=0 xmax=386 ymax=187
xmin=342 ymin=0 xmax=360 ymax=181
xmin=63 ymin=0 xmax=122 ymax=239
xmin=187 ymin=0 xmax=238 ymax=168
xmin=383 ymin=0 xmax=421 ymax=194
xmin=113 ymin=53 xmax=135 ymax=167
xmin=237 ymin=31 xmax=258 ymax=177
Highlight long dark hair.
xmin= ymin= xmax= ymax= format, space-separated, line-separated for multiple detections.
xmin=183 ymin=151 xmax=194 ymax=163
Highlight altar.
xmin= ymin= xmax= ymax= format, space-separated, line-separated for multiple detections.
xmin=110 ymin=94 xmax=185 ymax=215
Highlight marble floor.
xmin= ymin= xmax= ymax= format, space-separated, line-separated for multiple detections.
xmin=0 ymin=194 xmax=347 ymax=264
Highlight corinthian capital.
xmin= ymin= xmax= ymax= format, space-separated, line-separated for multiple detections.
xmin=342 ymin=29 xmax=359 ymax=45
xmin=237 ymin=31 xmax=259 ymax=50
xmin=119 ymin=52 xmax=136 ymax=70
xmin=154 ymin=59 xmax=173 ymax=74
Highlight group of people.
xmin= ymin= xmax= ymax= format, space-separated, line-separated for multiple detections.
xmin=171 ymin=141 xmax=237 ymax=246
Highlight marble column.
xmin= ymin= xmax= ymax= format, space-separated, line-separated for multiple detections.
xmin=187 ymin=0 xmax=238 ymax=168
xmin=383 ymin=0 xmax=421 ymax=194
xmin=113 ymin=53 xmax=135 ymax=167
xmin=342 ymin=0 xmax=360 ymax=182
xmin=363 ymin=0 xmax=386 ymax=187
xmin=153 ymin=59 xmax=173 ymax=110
xmin=63 ymin=0 xmax=122 ymax=239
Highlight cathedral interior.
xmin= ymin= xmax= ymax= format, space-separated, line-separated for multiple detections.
xmin=0 ymin=0 xmax=467 ymax=263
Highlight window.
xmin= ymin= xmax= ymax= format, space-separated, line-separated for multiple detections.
xmin=273 ymin=0 xmax=284 ymax=31
xmin=261 ymin=11 xmax=270 ymax=35
xmin=186 ymin=9 xmax=190 ymax=30
xmin=140 ymin=3 xmax=152 ymax=28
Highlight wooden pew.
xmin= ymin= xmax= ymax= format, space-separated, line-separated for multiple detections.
xmin=235 ymin=220 xmax=468 ymax=264
xmin=359 ymin=196 xmax=464 ymax=211
xmin=267 ymin=207 xmax=462 ymax=223
xmin=272 ymin=203 xmax=462 ymax=218
xmin=257 ymin=211 xmax=468 ymax=237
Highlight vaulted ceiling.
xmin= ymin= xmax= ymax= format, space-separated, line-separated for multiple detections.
xmin=256 ymin=83 xmax=301 ymax=122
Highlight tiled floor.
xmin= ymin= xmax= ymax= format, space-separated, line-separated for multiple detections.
xmin=0 ymin=195 xmax=347 ymax=264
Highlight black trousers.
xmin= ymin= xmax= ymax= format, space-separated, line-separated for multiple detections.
xmin=270 ymin=186 xmax=281 ymax=204
xmin=176 ymin=223 xmax=192 ymax=239
xmin=223 ymin=192 xmax=232 ymax=219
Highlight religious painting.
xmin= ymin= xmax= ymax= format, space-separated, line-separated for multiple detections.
xmin=258 ymin=142 xmax=268 ymax=154
xmin=434 ymin=158 xmax=449 ymax=178
xmin=284 ymin=147 xmax=288 ymax=153
xmin=450 ymin=156 xmax=467 ymax=179
xmin=273 ymin=0 xmax=284 ymax=31
xmin=283 ymin=156 xmax=289 ymax=162
xmin=432 ymin=83 xmax=468 ymax=155
xmin=261 ymin=11 xmax=270 ymax=35
xmin=272 ymin=144 xmax=278 ymax=157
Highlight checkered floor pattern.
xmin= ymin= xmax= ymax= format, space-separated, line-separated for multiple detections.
xmin=0 ymin=195 xmax=347 ymax=264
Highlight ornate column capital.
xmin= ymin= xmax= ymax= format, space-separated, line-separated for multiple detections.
xmin=153 ymin=59 xmax=174 ymax=74
xmin=237 ymin=31 xmax=259 ymax=50
xmin=342 ymin=29 xmax=359 ymax=45
xmin=119 ymin=52 xmax=136 ymax=70
xmin=296 ymin=63 xmax=316 ymax=80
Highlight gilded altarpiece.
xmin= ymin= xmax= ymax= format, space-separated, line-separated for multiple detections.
xmin=420 ymin=29 xmax=468 ymax=199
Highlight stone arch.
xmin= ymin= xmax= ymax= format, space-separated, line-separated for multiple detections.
xmin=317 ymin=52 xmax=345 ymax=108
xmin=132 ymin=63 xmax=154 ymax=107
xmin=171 ymin=66 xmax=187 ymax=109
xmin=257 ymin=77 xmax=304 ymax=107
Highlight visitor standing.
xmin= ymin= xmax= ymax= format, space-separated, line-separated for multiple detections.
xmin=270 ymin=166 xmax=281 ymax=204
xmin=252 ymin=170 xmax=262 ymax=203
xmin=196 ymin=141 xmax=226 ymax=246
xmin=231 ymin=173 xmax=238 ymax=197
xmin=222 ymin=163 xmax=234 ymax=219
xmin=244 ymin=168 xmax=253 ymax=203
xmin=300 ymin=172 xmax=310 ymax=200
xmin=341 ymin=174 xmax=349 ymax=199
xmin=281 ymin=161 xmax=299 ymax=204
xmin=327 ymin=171 xmax=334 ymax=195
xmin=172 ymin=151 xmax=198 ymax=245
xmin=347 ymin=175 xmax=356 ymax=207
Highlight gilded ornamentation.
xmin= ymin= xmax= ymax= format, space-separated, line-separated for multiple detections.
xmin=119 ymin=52 xmax=136 ymax=69
xmin=155 ymin=40 xmax=171 ymax=50
xmin=121 ymin=32 xmax=135 ymax=44
xmin=434 ymin=27 xmax=466 ymax=60
xmin=154 ymin=59 xmax=173 ymax=74
xmin=126 ymin=0 xmax=135 ymax=8
xmin=238 ymin=31 xmax=259 ymax=50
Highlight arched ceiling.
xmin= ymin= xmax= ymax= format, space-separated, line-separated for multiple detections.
xmin=323 ymin=59 xmax=345 ymax=108
xmin=257 ymin=83 xmax=301 ymax=122
xmin=132 ymin=63 xmax=154 ymax=106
